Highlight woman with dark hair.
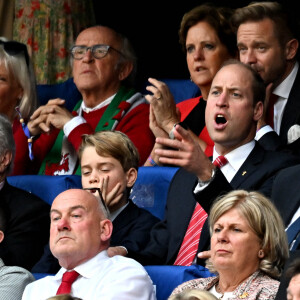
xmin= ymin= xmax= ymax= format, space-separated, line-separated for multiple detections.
xmin=145 ymin=3 xmax=237 ymax=166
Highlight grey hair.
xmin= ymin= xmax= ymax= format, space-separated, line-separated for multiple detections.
xmin=0 ymin=113 xmax=15 ymax=174
xmin=70 ymin=25 xmax=137 ymax=88
xmin=0 ymin=37 xmax=38 ymax=120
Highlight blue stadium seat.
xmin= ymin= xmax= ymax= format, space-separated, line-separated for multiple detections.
xmin=7 ymin=175 xmax=82 ymax=205
xmin=36 ymin=77 xmax=201 ymax=112
xmin=131 ymin=166 xmax=180 ymax=220
xmin=145 ymin=265 xmax=214 ymax=300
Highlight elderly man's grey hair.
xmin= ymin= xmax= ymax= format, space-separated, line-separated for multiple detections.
xmin=0 ymin=114 xmax=15 ymax=175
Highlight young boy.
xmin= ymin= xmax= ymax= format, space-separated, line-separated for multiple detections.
xmin=79 ymin=130 xmax=159 ymax=257
xmin=32 ymin=131 xmax=159 ymax=272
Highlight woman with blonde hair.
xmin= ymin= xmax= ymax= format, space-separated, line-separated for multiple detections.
xmin=0 ymin=37 xmax=38 ymax=175
xmin=170 ymin=190 xmax=289 ymax=299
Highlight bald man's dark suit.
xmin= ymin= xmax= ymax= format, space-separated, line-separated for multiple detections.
xmin=127 ymin=143 xmax=300 ymax=266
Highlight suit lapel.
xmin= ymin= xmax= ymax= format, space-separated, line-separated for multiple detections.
xmin=280 ymin=68 xmax=300 ymax=141
xmin=230 ymin=144 xmax=264 ymax=188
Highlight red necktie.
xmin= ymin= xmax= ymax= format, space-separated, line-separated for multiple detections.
xmin=213 ymin=155 xmax=228 ymax=168
xmin=56 ymin=270 xmax=79 ymax=295
xmin=266 ymin=93 xmax=278 ymax=129
xmin=174 ymin=156 xmax=228 ymax=266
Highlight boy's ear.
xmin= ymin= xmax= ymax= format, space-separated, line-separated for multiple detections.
xmin=126 ymin=168 xmax=137 ymax=188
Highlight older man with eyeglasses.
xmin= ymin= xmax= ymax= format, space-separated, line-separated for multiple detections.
xmin=15 ymin=25 xmax=154 ymax=176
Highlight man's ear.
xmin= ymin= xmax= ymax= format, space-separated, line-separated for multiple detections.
xmin=0 ymin=151 xmax=12 ymax=173
xmin=253 ymin=101 xmax=264 ymax=122
xmin=125 ymin=168 xmax=137 ymax=188
xmin=100 ymin=219 xmax=113 ymax=242
xmin=0 ymin=231 xmax=4 ymax=243
xmin=285 ymin=38 xmax=299 ymax=60
xmin=118 ymin=61 xmax=133 ymax=81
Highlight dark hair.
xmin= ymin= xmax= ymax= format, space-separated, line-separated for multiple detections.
xmin=179 ymin=3 xmax=237 ymax=58
xmin=232 ymin=2 xmax=299 ymax=58
xmin=285 ymin=257 xmax=300 ymax=282
xmin=221 ymin=59 xmax=266 ymax=105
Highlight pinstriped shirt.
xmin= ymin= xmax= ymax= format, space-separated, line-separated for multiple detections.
xmin=0 ymin=258 xmax=35 ymax=300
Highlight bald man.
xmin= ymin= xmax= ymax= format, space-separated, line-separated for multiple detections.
xmin=22 ymin=189 xmax=156 ymax=300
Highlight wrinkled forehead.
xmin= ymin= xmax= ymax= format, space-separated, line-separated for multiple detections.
xmin=75 ymin=27 xmax=120 ymax=48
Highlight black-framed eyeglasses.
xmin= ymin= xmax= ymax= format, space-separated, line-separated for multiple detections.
xmin=70 ymin=44 xmax=124 ymax=60
xmin=0 ymin=40 xmax=29 ymax=67
xmin=83 ymin=187 xmax=110 ymax=215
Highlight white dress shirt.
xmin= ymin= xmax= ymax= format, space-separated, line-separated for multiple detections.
xmin=256 ymin=62 xmax=299 ymax=139
xmin=22 ymin=251 xmax=156 ymax=300
xmin=63 ymin=94 xmax=116 ymax=137
xmin=194 ymin=141 xmax=255 ymax=192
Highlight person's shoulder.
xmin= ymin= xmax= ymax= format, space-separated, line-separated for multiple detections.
xmin=128 ymin=200 xmax=160 ymax=221
xmin=250 ymin=272 xmax=280 ymax=297
xmin=1 ymin=264 xmax=34 ymax=277
xmin=109 ymin=252 xmax=149 ymax=270
xmin=3 ymin=180 xmax=49 ymax=206
xmin=176 ymin=96 xmax=201 ymax=109
xmin=254 ymin=142 xmax=300 ymax=164
xmin=171 ymin=276 xmax=217 ymax=295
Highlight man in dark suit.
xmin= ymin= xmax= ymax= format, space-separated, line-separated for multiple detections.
xmin=0 ymin=114 xmax=50 ymax=270
xmin=127 ymin=60 xmax=300 ymax=266
xmin=232 ymin=2 xmax=300 ymax=156
xmin=271 ymin=164 xmax=300 ymax=299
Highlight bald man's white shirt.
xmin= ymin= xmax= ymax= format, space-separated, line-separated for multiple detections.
xmin=22 ymin=251 xmax=156 ymax=300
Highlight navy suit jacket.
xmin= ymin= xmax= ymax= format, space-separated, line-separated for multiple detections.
xmin=258 ymin=66 xmax=300 ymax=156
xmin=0 ymin=180 xmax=50 ymax=270
xmin=111 ymin=199 xmax=159 ymax=251
xmin=31 ymin=199 xmax=159 ymax=273
xmin=272 ymin=166 xmax=300 ymax=299
xmin=271 ymin=164 xmax=300 ymax=249
xmin=128 ymin=143 xmax=300 ymax=265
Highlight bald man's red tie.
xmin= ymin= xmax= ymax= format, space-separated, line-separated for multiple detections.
xmin=174 ymin=156 xmax=228 ymax=266
xmin=56 ymin=270 xmax=79 ymax=295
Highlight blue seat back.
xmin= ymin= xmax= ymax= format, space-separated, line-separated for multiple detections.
xmin=160 ymin=78 xmax=201 ymax=104
xmin=131 ymin=166 xmax=180 ymax=220
xmin=144 ymin=265 xmax=214 ymax=300
xmin=7 ymin=175 xmax=82 ymax=205
xmin=37 ymin=78 xmax=200 ymax=112
xmin=37 ymin=77 xmax=82 ymax=111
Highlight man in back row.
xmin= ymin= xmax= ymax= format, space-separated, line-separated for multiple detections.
xmin=232 ymin=1 xmax=300 ymax=156
xmin=15 ymin=25 xmax=154 ymax=175
xmin=22 ymin=189 xmax=156 ymax=299
xmin=126 ymin=60 xmax=300 ymax=266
